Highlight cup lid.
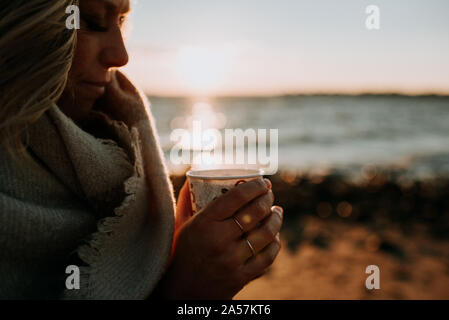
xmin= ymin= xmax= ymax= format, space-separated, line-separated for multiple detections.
xmin=186 ymin=168 xmax=264 ymax=180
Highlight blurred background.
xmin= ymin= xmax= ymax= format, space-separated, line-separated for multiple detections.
xmin=123 ymin=0 xmax=449 ymax=299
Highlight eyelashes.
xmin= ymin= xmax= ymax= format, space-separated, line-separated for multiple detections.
xmin=118 ymin=15 xmax=127 ymax=27
xmin=82 ymin=18 xmax=108 ymax=32
xmin=81 ymin=15 xmax=128 ymax=32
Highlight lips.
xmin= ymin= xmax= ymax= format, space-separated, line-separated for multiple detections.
xmin=84 ymin=81 xmax=110 ymax=87
xmin=82 ymin=81 xmax=109 ymax=97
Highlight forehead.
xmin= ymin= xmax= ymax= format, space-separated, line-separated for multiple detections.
xmin=87 ymin=0 xmax=130 ymax=13
xmin=106 ymin=0 xmax=130 ymax=12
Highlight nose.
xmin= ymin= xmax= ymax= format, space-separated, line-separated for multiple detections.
xmin=99 ymin=26 xmax=129 ymax=69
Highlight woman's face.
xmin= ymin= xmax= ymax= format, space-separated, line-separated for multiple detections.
xmin=59 ymin=0 xmax=130 ymax=122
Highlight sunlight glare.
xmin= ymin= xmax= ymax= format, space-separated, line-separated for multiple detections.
xmin=177 ymin=46 xmax=231 ymax=95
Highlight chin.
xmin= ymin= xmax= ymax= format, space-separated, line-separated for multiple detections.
xmin=57 ymin=94 xmax=95 ymax=123
xmin=75 ymin=99 xmax=96 ymax=119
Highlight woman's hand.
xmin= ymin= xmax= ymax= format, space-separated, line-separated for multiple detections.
xmin=174 ymin=181 xmax=194 ymax=245
xmin=94 ymin=70 xmax=148 ymax=127
xmin=161 ymin=178 xmax=283 ymax=300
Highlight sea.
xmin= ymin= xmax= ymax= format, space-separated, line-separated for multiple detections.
xmin=148 ymin=95 xmax=449 ymax=179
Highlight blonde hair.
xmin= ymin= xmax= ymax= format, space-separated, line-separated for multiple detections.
xmin=0 ymin=0 xmax=77 ymax=164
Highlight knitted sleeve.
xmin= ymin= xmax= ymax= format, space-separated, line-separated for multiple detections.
xmin=0 ymin=105 xmax=175 ymax=299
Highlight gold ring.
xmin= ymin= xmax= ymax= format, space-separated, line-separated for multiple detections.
xmin=246 ymin=238 xmax=256 ymax=257
xmin=233 ymin=216 xmax=245 ymax=234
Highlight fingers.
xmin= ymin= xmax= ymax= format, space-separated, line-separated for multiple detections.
xmin=231 ymin=189 xmax=275 ymax=235
xmin=235 ymin=206 xmax=283 ymax=262
xmin=241 ymin=233 xmax=281 ymax=280
xmin=220 ymin=190 xmax=274 ymax=240
xmin=203 ymin=178 xmax=271 ymax=221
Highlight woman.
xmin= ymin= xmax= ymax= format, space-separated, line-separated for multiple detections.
xmin=0 ymin=0 xmax=284 ymax=299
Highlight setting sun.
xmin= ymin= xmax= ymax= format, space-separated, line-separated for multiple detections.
xmin=176 ymin=46 xmax=232 ymax=96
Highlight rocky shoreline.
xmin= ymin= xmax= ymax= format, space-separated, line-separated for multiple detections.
xmin=171 ymin=167 xmax=449 ymax=247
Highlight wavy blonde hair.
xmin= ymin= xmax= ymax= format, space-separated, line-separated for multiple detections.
xmin=0 ymin=0 xmax=77 ymax=164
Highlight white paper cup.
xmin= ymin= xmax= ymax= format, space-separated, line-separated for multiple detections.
xmin=186 ymin=168 xmax=265 ymax=214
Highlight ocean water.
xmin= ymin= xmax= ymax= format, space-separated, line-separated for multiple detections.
xmin=149 ymin=95 xmax=449 ymax=178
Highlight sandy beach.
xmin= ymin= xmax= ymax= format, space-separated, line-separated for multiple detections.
xmin=171 ymin=168 xmax=449 ymax=299
xmin=235 ymin=216 xmax=449 ymax=299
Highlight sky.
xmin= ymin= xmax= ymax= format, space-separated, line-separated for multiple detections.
xmin=121 ymin=0 xmax=449 ymax=97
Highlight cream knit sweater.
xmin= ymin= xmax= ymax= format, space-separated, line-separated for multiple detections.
xmin=0 ymin=104 xmax=175 ymax=299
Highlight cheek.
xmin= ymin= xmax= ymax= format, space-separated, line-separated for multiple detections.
xmin=69 ymin=32 xmax=100 ymax=80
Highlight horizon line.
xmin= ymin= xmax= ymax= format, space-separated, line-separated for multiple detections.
xmin=145 ymin=91 xmax=449 ymax=99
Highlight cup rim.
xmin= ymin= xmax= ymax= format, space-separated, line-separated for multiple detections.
xmin=186 ymin=168 xmax=264 ymax=180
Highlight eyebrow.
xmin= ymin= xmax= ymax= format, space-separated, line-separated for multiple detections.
xmin=102 ymin=0 xmax=131 ymax=14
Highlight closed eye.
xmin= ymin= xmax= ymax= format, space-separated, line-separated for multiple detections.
xmin=81 ymin=17 xmax=109 ymax=32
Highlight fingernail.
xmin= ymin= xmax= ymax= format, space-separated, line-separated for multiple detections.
xmin=272 ymin=206 xmax=283 ymax=217
xmin=264 ymin=178 xmax=272 ymax=189
xmin=275 ymin=233 xmax=281 ymax=241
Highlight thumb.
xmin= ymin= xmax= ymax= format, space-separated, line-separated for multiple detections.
xmin=175 ymin=180 xmax=193 ymax=231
